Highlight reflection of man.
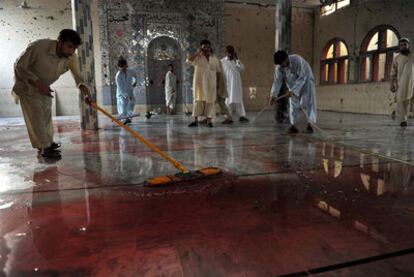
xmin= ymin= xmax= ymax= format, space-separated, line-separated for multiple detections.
xmin=220 ymin=45 xmax=249 ymax=123
xmin=270 ymin=51 xmax=317 ymax=134
xmin=164 ymin=64 xmax=178 ymax=115
xmin=30 ymin=166 xmax=67 ymax=259
xmin=187 ymin=39 xmax=221 ymax=128
xmin=13 ymin=29 xmax=91 ymax=159
xmin=390 ymin=37 xmax=414 ymax=127
xmin=275 ymin=80 xmax=289 ymax=123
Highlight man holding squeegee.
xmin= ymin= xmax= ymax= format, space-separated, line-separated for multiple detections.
xmin=269 ymin=50 xmax=317 ymax=134
xmin=12 ymin=29 xmax=91 ymax=159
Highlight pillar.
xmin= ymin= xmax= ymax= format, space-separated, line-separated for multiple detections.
xmin=72 ymin=0 xmax=99 ymax=130
xmin=275 ymin=0 xmax=292 ymax=52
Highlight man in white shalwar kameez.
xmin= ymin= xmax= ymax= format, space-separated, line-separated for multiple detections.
xmin=221 ymin=45 xmax=249 ymax=123
xmin=165 ymin=64 xmax=178 ymax=114
xmin=270 ymin=51 xmax=317 ymax=134
xmin=12 ymin=29 xmax=91 ymax=159
xmin=187 ymin=39 xmax=221 ymax=128
xmin=116 ymin=58 xmax=137 ymax=125
xmin=390 ymin=37 xmax=414 ymax=127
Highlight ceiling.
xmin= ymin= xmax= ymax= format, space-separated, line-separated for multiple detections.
xmin=224 ymin=0 xmax=322 ymax=8
xmin=292 ymin=0 xmax=321 ymax=8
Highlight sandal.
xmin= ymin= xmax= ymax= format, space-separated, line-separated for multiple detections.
xmin=50 ymin=142 xmax=61 ymax=150
xmin=41 ymin=148 xmax=62 ymax=159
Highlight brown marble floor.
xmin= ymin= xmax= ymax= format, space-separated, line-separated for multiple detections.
xmin=0 ymin=111 xmax=413 ymax=276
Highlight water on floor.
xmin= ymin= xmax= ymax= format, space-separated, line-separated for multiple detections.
xmin=0 ymin=111 xmax=413 ymax=276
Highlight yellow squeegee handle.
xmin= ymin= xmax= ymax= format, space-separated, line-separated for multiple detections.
xmin=90 ymin=102 xmax=190 ymax=174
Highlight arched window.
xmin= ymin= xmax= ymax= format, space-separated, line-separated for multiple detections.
xmin=320 ymin=38 xmax=349 ymax=85
xmin=360 ymin=25 xmax=400 ymax=82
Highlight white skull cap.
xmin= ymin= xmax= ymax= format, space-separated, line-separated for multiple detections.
xmin=399 ymin=37 xmax=410 ymax=43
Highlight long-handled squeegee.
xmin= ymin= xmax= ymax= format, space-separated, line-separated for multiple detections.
xmin=89 ymin=102 xmax=222 ymax=187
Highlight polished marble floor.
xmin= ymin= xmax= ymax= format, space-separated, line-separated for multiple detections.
xmin=0 ymin=111 xmax=413 ymax=276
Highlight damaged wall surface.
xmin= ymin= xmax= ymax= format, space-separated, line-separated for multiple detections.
xmin=0 ymin=0 xmax=80 ymax=116
xmin=314 ymin=0 xmax=414 ymax=115
xmin=223 ymin=3 xmax=276 ymax=110
xmin=0 ymin=0 xmax=315 ymax=116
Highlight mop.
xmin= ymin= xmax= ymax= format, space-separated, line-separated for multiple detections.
xmin=89 ymin=102 xmax=222 ymax=187
xmin=250 ymin=92 xmax=326 ymax=134
xmin=250 ymin=92 xmax=291 ymax=124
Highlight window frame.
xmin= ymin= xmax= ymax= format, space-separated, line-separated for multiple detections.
xmin=359 ymin=25 xmax=400 ymax=83
xmin=320 ymin=0 xmax=351 ymax=16
xmin=320 ymin=38 xmax=350 ymax=86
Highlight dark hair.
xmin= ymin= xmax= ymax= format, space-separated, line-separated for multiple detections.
xmin=200 ymin=39 xmax=211 ymax=46
xmin=58 ymin=29 xmax=82 ymax=46
xmin=274 ymin=50 xmax=289 ymax=65
xmin=168 ymin=63 xmax=174 ymax=67
xmin=118 ymin=58 xmax=127 ymax=67
xmin=226 ymin=45 xmax=234 ymax=53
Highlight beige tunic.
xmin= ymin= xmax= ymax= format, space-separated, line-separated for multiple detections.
xmin=187 ymin=54 xmax=221 ymax=104
xmin=390 ymin=53 xmax=414 ymax=102
xmin=13 ymin=39 xmax=84 ymax=97
xmin=12 ymin=39 xmax=84 ymax=149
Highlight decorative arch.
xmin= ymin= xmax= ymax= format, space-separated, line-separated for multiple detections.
xmin=320 ymin=38 xmax=350 ymax=85
xmin=359 ymin=25 xmax=400 ymax=82
xmin=146 ymin=36 xmax=183 ymax=109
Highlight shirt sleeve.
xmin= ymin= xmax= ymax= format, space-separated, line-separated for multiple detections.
xmin=14 ymin=43 xmax=40 ymax=83
xmin=165 ymin=72 xmax=171 ymax=88
xmin=116 ymin=71 xmax=128 ymax=97
xmin=68 ymin=55 xmax=85 ymax=88
xmin=289 ymin=57 xmax=309 ymax=97
xmin=186 ymin=55 xmax=199 ymax=66
xmin=270 ymin=67 xmax=283 ymax=97
xmin=390 ymin=57 xmax=398 ymax=82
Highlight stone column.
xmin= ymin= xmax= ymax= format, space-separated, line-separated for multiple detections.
xmin=72 ymin=0 xmax=99 ymax=130
xmin=275 ymin=0 xmax=292 ymax=52
xmin=274 ymin=0 xmax=292 ymax=122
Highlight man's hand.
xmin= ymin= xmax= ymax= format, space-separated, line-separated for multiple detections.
xmin=197 ymin=46 xmax=203 ymax=57
xmin=79 ymin=84 xmax=92 ymax=105
xmin=33 ymin=80 xmax=53 ymax=97
xmin=269 ymin=96 xmax=276 ymax=106
xmin=286 ymin=91 xmax=294 ymax=98
xmin=187 ymin=48 xmax=203 ymax=62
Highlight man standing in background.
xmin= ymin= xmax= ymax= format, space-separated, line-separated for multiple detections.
xmin=164 ymin=64 xmax=178 ymax=115
xmin=187 ymin=39 xmax=221 ymax=128
xmin=390 ymin=37 xmax=414 ymax=127
xmin=115 ymin=58 xmax=137 ymax=125
xmin=220 ymin=45 xmax=249 ymax=123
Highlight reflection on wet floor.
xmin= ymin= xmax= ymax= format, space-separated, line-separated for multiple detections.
xmin=0 ymin=111 xmax=413 ymax=276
